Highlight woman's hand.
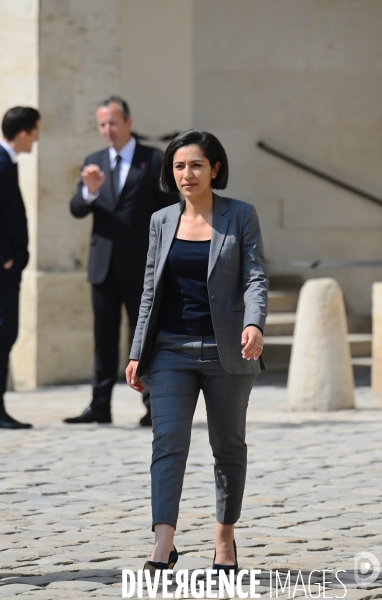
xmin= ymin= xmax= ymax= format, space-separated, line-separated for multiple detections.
xmin=125 ymin=360 xmax=145 ymax=393
xmin=241 ymin=326 xmax=264 ymax=361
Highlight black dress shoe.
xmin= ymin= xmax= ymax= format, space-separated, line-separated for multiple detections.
xmin=144 ymin=546 xmax=178 ymax=574
xmin=139 ymin=409 xmax=152 ymax=427
xmin=213 ymin=540 xmax=238 ymax=575
xmin=63 ymin=406 xmax=111 ymax=424
xmin=0 ymin=412 xmax=32 ymax=429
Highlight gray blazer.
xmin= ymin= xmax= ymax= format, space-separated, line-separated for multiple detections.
xmin=130 ymin=194 xmax=268 ymax=377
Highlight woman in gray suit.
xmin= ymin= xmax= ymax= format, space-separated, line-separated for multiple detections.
xmin=125 ymin=129 xmax=268 ymax=574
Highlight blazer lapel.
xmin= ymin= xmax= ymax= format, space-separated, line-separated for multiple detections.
xmin=119 ymin=143 xmax=148 ymax=200
xmin=153 ymin=195 xmax=229 ymax=286
xmin=155 ymin=201 xmax=185 ymax=284
xmin=208 ymin=195 xmax=230 ymax=279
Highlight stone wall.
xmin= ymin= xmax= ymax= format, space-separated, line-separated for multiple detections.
xmin=120 ymin=0 xmax=194 ymax=138
xmin=193 ymin=0 xmax=382 ymax=315
xmin=1 ymin=0 xmax=381 ymax=387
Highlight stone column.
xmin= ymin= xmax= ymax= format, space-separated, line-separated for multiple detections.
xmin=372 ymin=283 xmax=382 ymax=404
xmin=288 ymin=278 xmax=355 ymax=411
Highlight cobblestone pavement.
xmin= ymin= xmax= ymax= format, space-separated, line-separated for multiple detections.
xmin=1 ymin=370 xmax=382 ymax=598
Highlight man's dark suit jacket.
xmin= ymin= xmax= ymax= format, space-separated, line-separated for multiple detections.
xmin=70 ymin=141 xmax=178 ymax=286
xmin=0 ymin=146 xmax=29 ymax=270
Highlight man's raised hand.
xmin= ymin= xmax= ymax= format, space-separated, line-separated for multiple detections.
xmin=81 ymin=164 xmax=105 ymax=194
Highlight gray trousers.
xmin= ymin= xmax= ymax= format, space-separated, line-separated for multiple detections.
xmin=147 ymin=330 xmax=255 ymax=531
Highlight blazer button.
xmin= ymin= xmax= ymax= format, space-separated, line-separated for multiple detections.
xmin=210 ymin=295 xmax=216 ymax=302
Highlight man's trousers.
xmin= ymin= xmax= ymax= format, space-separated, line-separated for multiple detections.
xmin=0 ymin=267 xmax=21 ymax=412
xmin=91 ymin=265 xmax=149 ymax=411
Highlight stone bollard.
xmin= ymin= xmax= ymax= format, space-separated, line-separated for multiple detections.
xmin=372 ymin=283 xmax=382 ymax=405
xmin=288 ymin=278 xmax=354 ymax=411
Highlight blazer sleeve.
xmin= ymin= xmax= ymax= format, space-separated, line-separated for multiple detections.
xmin=69 ymin=157 xmax=95 ymax=218
xmin=129 ymin=215 xmax=158 ymax=360
xmin=0 ymin=166 xmax=14 ymax=264
xmin=241 ymin=204 xmax=268 ymax=332
xmin=0 ymin=230 xmax=12 ymax=264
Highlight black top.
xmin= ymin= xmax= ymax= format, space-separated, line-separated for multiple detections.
xmin=0 ymin=146 xmax=29 ymax=270
xmin=159 ymin=238 xmax=214 ymax=336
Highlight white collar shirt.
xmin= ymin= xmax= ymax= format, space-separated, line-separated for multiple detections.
xmin=0 ymin=140 xmax=18 ymax=164
xmin=109 ymin=136 xmax=136 ymax=194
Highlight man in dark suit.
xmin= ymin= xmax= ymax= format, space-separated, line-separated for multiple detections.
xmin=0 ymin=106 xmax=40 ymax=429
xmin=64 ymin=96 xmax=178 ymax=426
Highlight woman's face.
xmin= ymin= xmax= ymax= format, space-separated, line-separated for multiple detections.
xmin=173 ymin=144 xmax=220 ymax=199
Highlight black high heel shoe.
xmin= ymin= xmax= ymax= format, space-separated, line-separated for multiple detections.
xmin=212 ymin=540 xmax=238 ymax=575
xmin=143 ymin=546 xmax=178 ymax=574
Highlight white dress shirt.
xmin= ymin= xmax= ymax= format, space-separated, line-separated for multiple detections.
xmin=0 ymin=140 xmax=18 ymax=164
xmin=82 ymin=136 xmax=137 ymax=202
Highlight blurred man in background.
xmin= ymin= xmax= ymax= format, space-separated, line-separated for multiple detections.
xmin=64 ymin=96 xmax=178 ymax=427
xmin=0 ymin=106 xmax=40 ymax=429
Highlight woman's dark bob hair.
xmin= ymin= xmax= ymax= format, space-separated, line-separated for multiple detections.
xmin=160 ymin=129 xmax=229 ymax=193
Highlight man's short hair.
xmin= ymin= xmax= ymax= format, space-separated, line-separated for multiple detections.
xmin=98 ymin=96 xmax=130 ymax=120
xmin=2 ymin=107 xmax=40 ymax=141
